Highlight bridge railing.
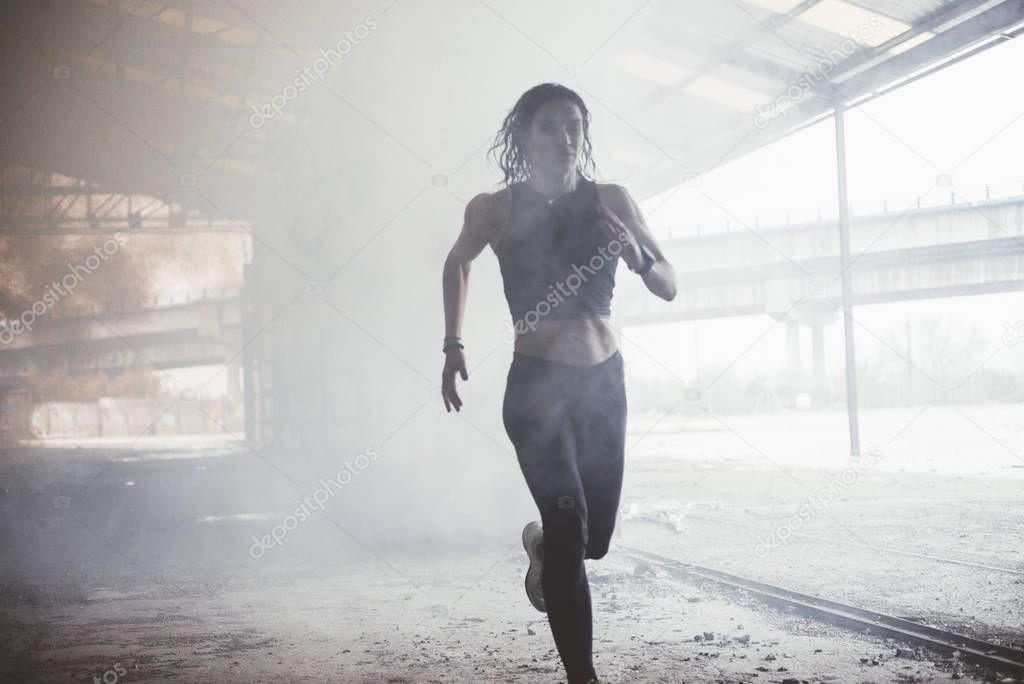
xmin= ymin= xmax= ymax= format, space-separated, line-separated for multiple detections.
xmin=653 ymin=183 xmax=1024 ymax=241
xmin=36 ymin=285 xmax=243 ymax=320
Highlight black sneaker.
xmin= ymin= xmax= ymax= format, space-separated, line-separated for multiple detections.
xmin=521 ymin=521 xmax=546 ymax=612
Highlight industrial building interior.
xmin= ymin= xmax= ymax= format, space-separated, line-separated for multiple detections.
xmin=1 ymin=0 xmax=1022 ymax=682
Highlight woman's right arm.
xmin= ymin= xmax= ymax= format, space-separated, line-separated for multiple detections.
xmin=441 ymin=192 xmax=494 ymax=413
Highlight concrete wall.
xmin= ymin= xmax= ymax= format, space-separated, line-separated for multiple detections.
xmin=31 ymin=398 xmax=243 ymax=439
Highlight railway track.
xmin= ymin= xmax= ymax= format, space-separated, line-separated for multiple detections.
xmin=682 ymin=512 xmax=1024 ymax=576
xmin=622 ymin=545 xmax=1024 ymax=678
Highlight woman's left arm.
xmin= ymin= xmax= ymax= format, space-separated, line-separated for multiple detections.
xmin=597 ymin=184 xmax=677 ymax=302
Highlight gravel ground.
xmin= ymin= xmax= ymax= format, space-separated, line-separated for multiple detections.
xmin=0 ymin=403 xmax=1021 ymax=682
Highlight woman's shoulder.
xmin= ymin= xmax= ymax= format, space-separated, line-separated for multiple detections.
xmin=469 ymin=186 xmax=514 ymax=250
xmin=593 ymin=180 xmax=631 ymax=210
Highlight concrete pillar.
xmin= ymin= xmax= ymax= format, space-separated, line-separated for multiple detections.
xmin=226 ymin=355 xmax=242 ymax=404
xmin=786 ymin=319 xmax=801 ymax=375
xmin=812 ymin=324 xmax=825 ymax=407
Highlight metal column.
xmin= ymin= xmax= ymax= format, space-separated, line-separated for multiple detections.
xmin=834 ymin=106 xmax=861 ymax=457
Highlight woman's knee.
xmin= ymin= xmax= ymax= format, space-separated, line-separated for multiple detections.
xmin=584 ymin=533 xmax=611 ymax=560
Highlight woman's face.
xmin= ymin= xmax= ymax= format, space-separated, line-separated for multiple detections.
xmin=524 ymin=98 xmax=583 ymax=176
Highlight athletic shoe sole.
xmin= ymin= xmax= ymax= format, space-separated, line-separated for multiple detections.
xmin=522 ymin=521 xmax=546 ymax=613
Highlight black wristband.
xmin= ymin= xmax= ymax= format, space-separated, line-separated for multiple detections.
xmin=443 ymin=338 xmax=464 ymax=353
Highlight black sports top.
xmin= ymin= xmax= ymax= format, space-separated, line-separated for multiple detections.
xmin=491 ymin=174 xmax=618 ymax=325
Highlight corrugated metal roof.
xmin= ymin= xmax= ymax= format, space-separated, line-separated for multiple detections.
xmin=0 ymin=0 xmax=1020 ymax=224
xmin=628 ymin=0 xmax=1024 ymax=197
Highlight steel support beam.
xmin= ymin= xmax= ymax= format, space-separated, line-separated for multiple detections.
xmin=834 ymin=106 xmax=861 ymax=458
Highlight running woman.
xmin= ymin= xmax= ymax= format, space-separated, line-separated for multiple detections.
xmin=441 ymin=83 xmax=677 ymax=684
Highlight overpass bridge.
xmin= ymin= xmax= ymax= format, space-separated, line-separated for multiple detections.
xmin=0 ymin=289 xmax=243 ymax=399
xmin=1 ymin=195 xmax=1021 ymax=425
xmin=616 ymin=193 xmax=1024 ymax=328
xmin=2 ymin=196 xmax=1022 ymax=380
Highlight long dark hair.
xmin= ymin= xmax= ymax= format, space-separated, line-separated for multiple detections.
xmin=487 ymin=83 xmax=597 ymax=187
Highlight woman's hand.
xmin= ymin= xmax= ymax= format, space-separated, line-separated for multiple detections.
xmin=596 ymin=202 xmax=643 ymax=272
xmin=441 ymin=348 xmax=468 ymax=412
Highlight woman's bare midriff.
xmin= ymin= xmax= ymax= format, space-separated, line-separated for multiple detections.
xmin=513 ymin=316 xmax=619 ymax=365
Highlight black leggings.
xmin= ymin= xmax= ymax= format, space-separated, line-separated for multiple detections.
xmin=502 ymin=349 xmax=627 ymax=684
